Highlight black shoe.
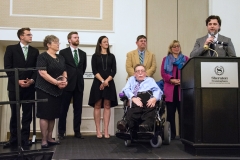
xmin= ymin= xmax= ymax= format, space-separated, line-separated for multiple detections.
xmin=22 ymin=140 xmax=32 ymax=146
xmin=74 ymin=133 xmax=84 ymax=139
xmin=117 ymin=120 xmax=127 ymax=131
xmin=41 ymin=144 xmax=49 ymax=149
xmin=139 ymin=124 xmax=149 ymax=132
xmin=47 ymin=140 xmax=60 ymax=145
xmin=3 ymin=141 xmax=17 ymax=148
xmin=58 ymin=133 xmax=65 ymax=140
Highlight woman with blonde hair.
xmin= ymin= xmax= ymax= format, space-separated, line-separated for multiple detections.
xmin=160 ymin=40 xmax=189 ymax=140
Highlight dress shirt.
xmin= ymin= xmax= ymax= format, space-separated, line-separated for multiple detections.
xmin=208 ymin=32 xmax=218 ymax=45
xmin=20 ymin=42 xmax=29 ymax=55
xmin=70 ymin=46 xmax=80 ymax=63
xmin=122 ymin=76 xmax=163 ymax=101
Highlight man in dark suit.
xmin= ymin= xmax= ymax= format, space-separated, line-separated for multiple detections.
xmin=190 ymin=15 xmax=236 ymax=57
xmin=3 ymin=27 xmax=39 ymax=147
xmin=58 ymin=32 xmax=87 ymax=139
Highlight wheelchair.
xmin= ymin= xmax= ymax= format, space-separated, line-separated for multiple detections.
xmin=115 ymin=93 xmax=171 ymax=148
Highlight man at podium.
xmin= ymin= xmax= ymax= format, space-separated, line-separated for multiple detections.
xmin=190 ymin=15 xmax=236 ymax=57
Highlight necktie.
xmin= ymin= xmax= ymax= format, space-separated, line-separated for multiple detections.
xmin=23 ymin=46 xmax=28 ymax=60
xmin=133 ymin=81 xmax=141 ymax=96
xmin=209 ymin=43 xmax=215 ymax=56
xmin=139 ymin=52 xmax=144 ymax=64
xmin=74 ymin=49 xmax=78 ymax=66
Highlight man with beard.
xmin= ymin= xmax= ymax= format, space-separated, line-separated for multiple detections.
xmin=58 ymin=32 xmax=87 ymax=139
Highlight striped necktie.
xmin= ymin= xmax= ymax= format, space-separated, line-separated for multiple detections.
xmin=23 ymin=46 xmax=28 ymax=60
xmin=139 ymin=52 xmax=144 ymax=64
xmin=133 ymin=81 xmax=141 ymax=96
xmin=74 ymin=49 xmax=78 ymax=66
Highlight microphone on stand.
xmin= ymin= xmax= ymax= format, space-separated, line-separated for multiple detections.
xmin=203 ymin=45 xmax=218 ymax=57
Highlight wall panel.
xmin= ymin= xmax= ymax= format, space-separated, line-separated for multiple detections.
xmin=147 ymin=0 xmax=208 ymax=137
xmin=178 ymin=0 xmax=208 ymax=57
xmin=147 ymin=0 xmax=177 ymax=81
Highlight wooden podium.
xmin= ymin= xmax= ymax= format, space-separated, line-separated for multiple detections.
xmin=180 ymin=57 xmax=240 ymax=155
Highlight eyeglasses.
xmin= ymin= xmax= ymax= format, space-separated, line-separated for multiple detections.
xmin=172 ymin=45 xmax=180 ymax=48
xmin=135 ymin=70 xmax=145 ymax=73
xmin=52 ymin=42 xmax=61 ymax=45
xmin=24 ymin=34 xmax=33 ymax=36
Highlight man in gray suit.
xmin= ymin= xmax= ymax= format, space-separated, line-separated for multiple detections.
xmin=190 ymin=15 xmax=236 ymax=57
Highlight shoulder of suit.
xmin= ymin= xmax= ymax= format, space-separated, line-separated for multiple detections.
xmin=198 ymin=35 xmax=208 ymax=40
xmin=218 ymin=34 xmax=230 ymax=40
xmin=59 ymin=47 xmax=70 ymax=52
xmin=28 ymin=45 xmax=39 ymax=51
xmin=7 ymin=43 xmax=20 ymax=48
xmin=77 ymin=48 xmax=86 ymax=54
xmin=127 ymin=49 xmax=138 ymax=55
xmin=145 ymin=50 xmax=154 ymax=55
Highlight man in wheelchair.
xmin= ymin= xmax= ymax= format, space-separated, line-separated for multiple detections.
xmin=116 ymin=64 xmax=163 ymax=141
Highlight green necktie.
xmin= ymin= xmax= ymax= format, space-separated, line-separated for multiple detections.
xmin=23 ymin=46 xmax=28 ymax=60
xmin=74 ymin=49 xmax=78 ymax=66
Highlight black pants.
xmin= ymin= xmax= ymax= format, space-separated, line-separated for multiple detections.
xmin=166 ymin=86 xmax=180 ymax=139
xmin=126 ymin=92 xmax=155 ymax=131
xmin=8 ymin=90 xmax=34 ymax=143
xmin=58 ymin=88 xmax=83 ymax=134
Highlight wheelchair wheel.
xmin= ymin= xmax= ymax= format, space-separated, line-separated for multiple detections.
xmin=150 ymin=135 xmax=162 ymax=148
xmin=124 ymin=140 xmax=131 ymax=147
xmin=163 ymin=121 xmax=171 ymax=145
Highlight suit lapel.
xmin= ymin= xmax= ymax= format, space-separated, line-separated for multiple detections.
xmin=67 ymin=47 xmax=76 ymax=66
xmin=134 ymin=50 xmax=140 ymax=65
xmin=144 ymin=50 xmax=149 ymax=66
xmin=215 ymin=34 xmax=224 ymax=53
xmin=17 ymin=43 xmax=26 ymax=62
xmin=77 ymin=48 xmax=82 ymax=66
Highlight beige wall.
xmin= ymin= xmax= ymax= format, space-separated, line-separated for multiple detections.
xmin=0 ymin=0 xmax=113 ymax=31
xmin=0 ymin=44 xmax=9 ymax=141
xmin=147 ymin=0 xmax=208 ymax=81
xmin=147 ymin=0 xmax=208 ymax=136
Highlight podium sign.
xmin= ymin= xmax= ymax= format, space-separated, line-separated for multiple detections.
xmin=201 ymin=62 xmax=238 ymax=88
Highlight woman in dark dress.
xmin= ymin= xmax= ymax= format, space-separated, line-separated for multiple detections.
xmin=88 ymin=36 xmax=118 ymax=139
xmin=36 ymin=35 xmax=68 ymax=148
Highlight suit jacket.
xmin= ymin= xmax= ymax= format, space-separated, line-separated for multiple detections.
xmin=190 ymin=34 xmax=236 ymax=57
xmin=4 ymin=43 xmax=39 ymax=92
xmin=59 ymin=47 xmax=87 ymax=92
xmin=126 ymin=49 xmax=156 ymax=79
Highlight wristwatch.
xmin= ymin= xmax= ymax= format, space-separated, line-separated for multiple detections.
xmin=101 ymin=80 xmax=104 ymax=83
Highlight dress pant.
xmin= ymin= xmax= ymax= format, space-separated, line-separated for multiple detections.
xmin=8 ymin=89 xmax=34 ymax=143
xmin=126 ymin=91 xmax=155 ymax=131
xmin=166 ymin=85 xmax=180 ymax=139
xmin=58 ymin=87 xmax=83 ymax=135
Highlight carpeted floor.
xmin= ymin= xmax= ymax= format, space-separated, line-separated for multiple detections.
xmin=1 ymin=136 xmax=240 ymax=159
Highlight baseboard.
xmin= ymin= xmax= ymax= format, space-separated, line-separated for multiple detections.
xmin=7 ymin=131 xmax=42 ymax=140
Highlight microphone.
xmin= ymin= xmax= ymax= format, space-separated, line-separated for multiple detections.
xmin=203 ymin=32 xmax=215 ymax=49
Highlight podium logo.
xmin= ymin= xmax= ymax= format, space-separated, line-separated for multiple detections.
xmin=214 ymin=66 xmax=224 ymax=75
